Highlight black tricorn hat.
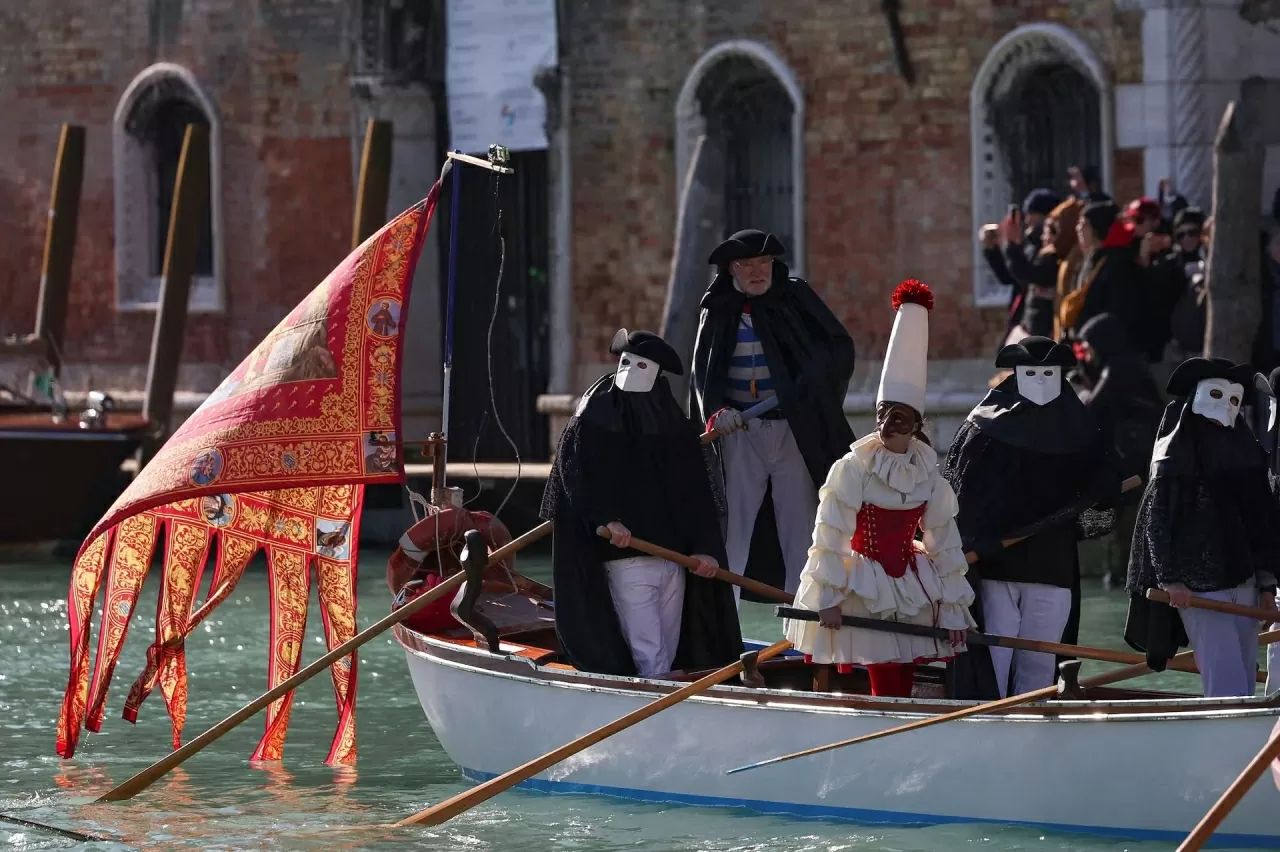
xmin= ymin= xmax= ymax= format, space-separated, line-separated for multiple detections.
xmin=708 ymin=229 xmax=786 ymax=267
xmin=609 ymin=329 xmax=684 ymax=376
xmin=1166 ymin=356 xmax=1255 ymax=397
xmin=995 ymin=336 xmax=1077 ymax=369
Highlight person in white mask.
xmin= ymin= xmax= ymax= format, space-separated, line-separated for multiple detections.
xmin=943 ymin=336 xmax=1122 ymax=699
xmin=1125 ymin=357 xmax=1280 ymax=698
xmin=539 ymin=329 xmax=742 ymax=679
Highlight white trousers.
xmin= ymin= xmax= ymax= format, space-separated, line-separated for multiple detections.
xmin=605 ymin=556 xmax=685 ymax=677
xmin=1267 ymin=637 xmax=1280 ymax=696
xmin=1181 ymin=581 xmax=1259 ymax=698
xmin=721 ymin=419 xmax=818 ymax=600
xmin=981 ymin=580 xmax=1073 ymax=698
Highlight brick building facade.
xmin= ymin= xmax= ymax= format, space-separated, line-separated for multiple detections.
xmin=0 ymin=0 xmax=447 ymax=438
xmin=546 ymin=0 xmax=1280 ymax=411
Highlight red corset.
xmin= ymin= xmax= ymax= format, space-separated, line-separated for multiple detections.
xmin=851 ymin=503 xmax=927 ymax=579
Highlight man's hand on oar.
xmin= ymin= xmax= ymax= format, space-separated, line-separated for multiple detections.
xmin=93 ymin=520 xmax=555 ymax=804
xmin=726 ymin=627 xmax=1280 ymax=776
xmin=1146 ymin=588 xmax=1280 ymax=624
xmin=698 ymin=396 xmax=780 ymax=444
xmin=595 ymin=526 xmax=793 ymax=603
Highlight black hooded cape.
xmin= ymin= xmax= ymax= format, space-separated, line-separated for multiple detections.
xmin=1124 ymin=396 xmax=1280 ymax=670
xmin=943 ymin=376 xmax=1118 ymax=699
xmin=539 ymin=374 xmax=743 ymax=676
xmin=690 ymin=262 xmax=855 ymax=593
xmin=1075 ymin=313 xmax=1164 ymax=479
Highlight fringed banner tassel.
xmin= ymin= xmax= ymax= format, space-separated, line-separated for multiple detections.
xmin=85 ymin=513 xmax=161 ymax=733
xmin=122 ymin=520 xmax=212 ymax=748
xmin=316 ymin=556 xmax=358 ymax=766
xmin=56 ymin=530 xmax=114 ymax=759
xmin=250 ymin=546 xmax=311 ymax=762
xmin=187 ymin=532 xmax=259 ymax=632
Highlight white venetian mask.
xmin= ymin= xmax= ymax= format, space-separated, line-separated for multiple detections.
xmin=1016 ymin=365 xmax=1062 ymax=406
xmin=615 ymin=352 xmax=659 ymax=393
xmin=1192 ymin=377 xmax=1243 ymax=428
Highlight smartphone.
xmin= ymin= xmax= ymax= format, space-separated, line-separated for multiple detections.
xmin=1007 ymin=203 xmax=1020 ymax=217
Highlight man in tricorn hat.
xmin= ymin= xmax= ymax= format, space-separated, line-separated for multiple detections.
xmin=690 ymin=229 xmax=855 ymax=598
xmin=540 ymin=329 xmax=742 ymax=678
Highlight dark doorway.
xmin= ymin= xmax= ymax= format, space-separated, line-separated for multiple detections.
xmin=698 ymin=56 xmax=796 ymax=263
xmin=436 ymin=149 xmax=551 ymax=462
xmin=989 ymin=62 xmax=1101 ymax=201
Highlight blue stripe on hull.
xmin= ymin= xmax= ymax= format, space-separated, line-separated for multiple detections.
xmin=457 ymin=767 xmax=1280 ymax=848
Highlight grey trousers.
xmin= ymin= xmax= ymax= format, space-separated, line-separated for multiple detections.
xmin=721 ymin=419 xmax=818 ymax=600
xmin=1181 ymin=582 xmax=1260 ymax=698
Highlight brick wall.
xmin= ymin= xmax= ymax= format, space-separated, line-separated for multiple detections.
xmin=0 ymin=0 xmax=357 ymax=379
xmin=563 ymin=0 xmax=1145 ymax=375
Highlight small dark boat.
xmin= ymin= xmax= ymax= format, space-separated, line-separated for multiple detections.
xmin=0 ymin=393 xmax=151 ymax=548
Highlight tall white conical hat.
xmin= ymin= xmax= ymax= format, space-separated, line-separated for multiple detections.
xmin=876 ymin=279 xmax=934 ymax=415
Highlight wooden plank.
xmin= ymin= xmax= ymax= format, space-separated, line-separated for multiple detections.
xmin=33 ymin=123 xmax=86 ymax=377
xmin=351 ymin=118 xmax=393 ymax=249
xmin=141 ymin=124 xmax=211 ymax=464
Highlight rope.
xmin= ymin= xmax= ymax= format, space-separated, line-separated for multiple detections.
xmin=463 ymin=170 xmax=522 ymax=521
xmin=0 ymin=812 xmax=107 ymax=843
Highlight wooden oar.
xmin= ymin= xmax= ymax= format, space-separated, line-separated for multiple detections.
xmin=1176 ymin=720 xmax=1280 ymax=851
xmin=1145 ymin=588 xmax=1280 ymax=623
xmin=965 ymin=474 xmax=1143 ymax=564
xmin=595 ymin=527 xmax=793 ymax=604
xmin=390 ymin=638 xmax=794 ymax=827
xmin=725 ymin=628 xmax=1280 ymax=776
xmin=95 ymin=520 xmax=553 ymax=803
xmin=775 ymin=606 xmax=1264 ymax=681
xmin=698 ymin=396 xmax=780 ymax=445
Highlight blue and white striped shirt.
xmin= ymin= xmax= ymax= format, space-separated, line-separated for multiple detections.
xmin=726 ymin=314 xmax=775 ymax=407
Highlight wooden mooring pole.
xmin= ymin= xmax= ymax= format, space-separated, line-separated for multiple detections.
xmin=351 ymin=118 xmax=393 ymax=249
xmin=140 ymin=123 xmax=210 ymax=465
xmin=32 ymin=123 xmax=86 ymax=378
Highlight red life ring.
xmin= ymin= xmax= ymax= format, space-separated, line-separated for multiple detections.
xmin=387 ymin=508 xmax=514 ymax=635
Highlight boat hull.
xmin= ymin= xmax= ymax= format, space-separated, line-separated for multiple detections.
xmin=0 ymin=414 xmax=146 ymax=546
xmin=402 ymin=631 xmax=1280 ymax=847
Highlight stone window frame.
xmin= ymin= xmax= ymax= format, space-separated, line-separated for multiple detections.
xmin=675 ymin=39 xmax=806 ymax=277
xmin=113 ymin=62 xmax=225 ymax=313
xmin=969 ymin=23 xmax=1114 ymax=308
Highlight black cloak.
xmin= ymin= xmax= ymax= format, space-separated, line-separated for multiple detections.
xmin=943 ymin=338 xmax=1120 ymax=699
xmin=1075 ymin=313 xmax=1164 ymax=480
xmin=1124 ymin=358 xmax=1280 ymax=670
xmin=539 ymin=373 xmax=743 ymax=677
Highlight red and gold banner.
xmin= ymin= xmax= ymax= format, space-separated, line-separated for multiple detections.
xmin=56 ymin=180 xmax=442 ymax=763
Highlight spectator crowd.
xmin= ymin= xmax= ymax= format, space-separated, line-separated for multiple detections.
xmin=979 ymin=170 xmax=1280 ymax=583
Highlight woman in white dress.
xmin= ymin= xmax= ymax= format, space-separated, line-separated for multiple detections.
xmin=784 ymin=280 xmax=977 ymax=697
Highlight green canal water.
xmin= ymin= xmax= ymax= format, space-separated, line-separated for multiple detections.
xmin=0 ymin=551 xmax=1257 ymax=851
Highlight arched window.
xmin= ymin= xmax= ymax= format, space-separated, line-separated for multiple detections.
xmin=114 ymin=63 xmax=223 ymax=311
xmin=676 ymin=41 xmax=804 ymax=274
xmin=970 ymin=24 xmax=1112 ymax=307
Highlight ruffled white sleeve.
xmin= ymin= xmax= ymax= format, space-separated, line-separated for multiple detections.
xmin=799 ymin=455 xmax=864 ymax=611
xmin=919 ymin=472 xmax=978 ymax=630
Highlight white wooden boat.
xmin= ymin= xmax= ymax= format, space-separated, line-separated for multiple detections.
xmin=395 ymin=572 xmax=1280 ymax=848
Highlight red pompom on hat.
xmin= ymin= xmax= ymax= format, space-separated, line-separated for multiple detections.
xmin=891 ymin=279 xmax=935 ymax=312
